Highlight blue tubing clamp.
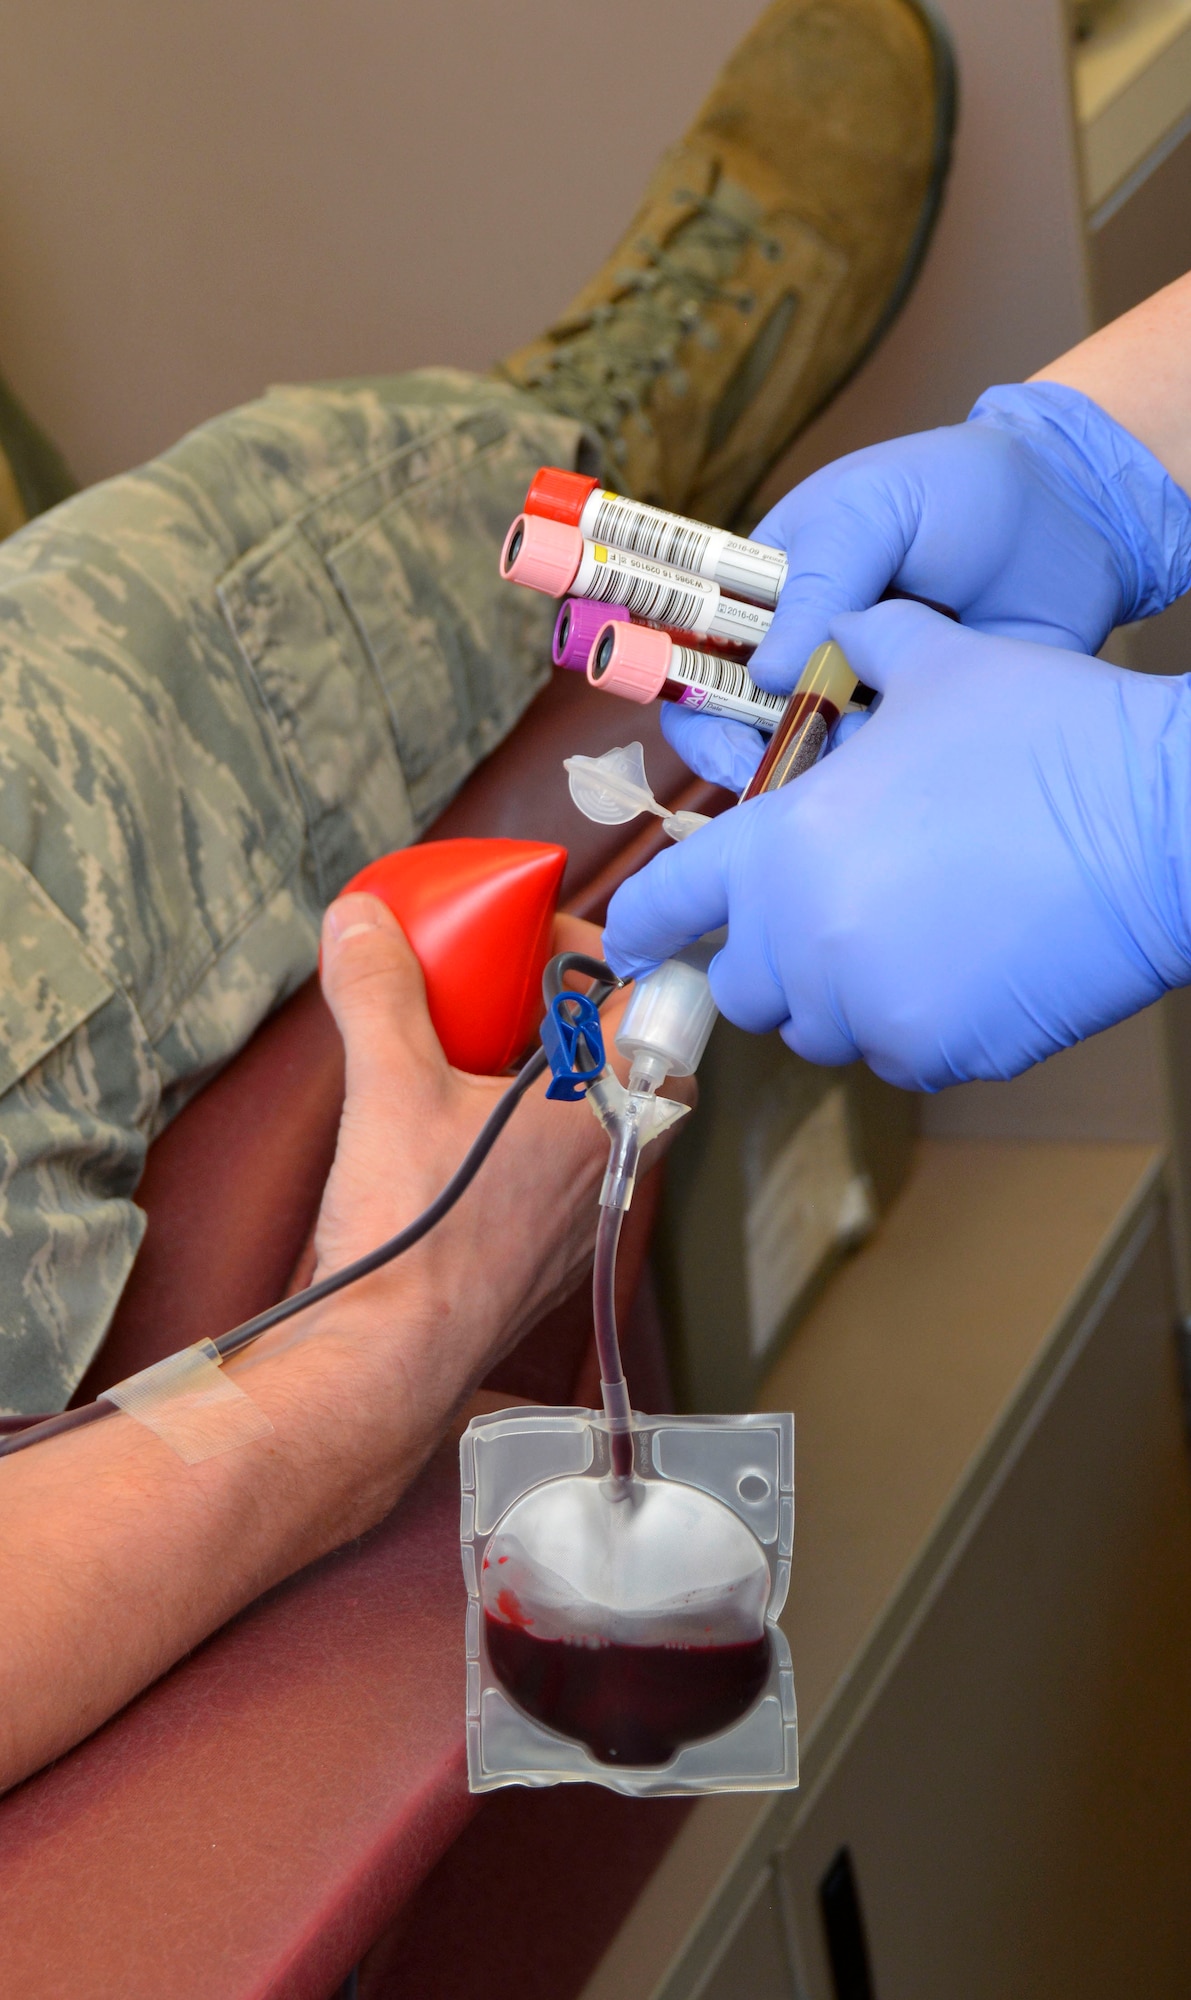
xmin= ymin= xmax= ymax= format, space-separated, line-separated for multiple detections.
xmin=541 ymin=991 xmax=606 ymax=1101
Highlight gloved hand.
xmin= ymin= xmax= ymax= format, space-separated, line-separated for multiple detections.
xmin=604 ymin=601 xmax=1191 ymax=1092
xmin=662 ymin=379 xmax=1191 ymax=792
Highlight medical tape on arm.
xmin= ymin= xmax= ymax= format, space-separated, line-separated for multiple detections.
xmin=104 ymin=1338 xmax=274 ymax=1464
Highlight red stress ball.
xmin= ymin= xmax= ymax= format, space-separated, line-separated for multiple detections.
xmin=340 ymin=838 xmax=567 ymax=1074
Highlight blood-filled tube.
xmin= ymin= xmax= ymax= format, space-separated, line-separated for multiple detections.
xmin=739 ymin=641 xmax=858 ymax=800
xmin=500 ymin=514 xmax=772 ymax=651
xmin=525 ymin=466 xmax=788 ymax=612
xmin=588 ymin=620 xmax=786 ymax=733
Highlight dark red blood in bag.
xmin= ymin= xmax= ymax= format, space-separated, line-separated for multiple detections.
xmin=340 ymin=838 xmax=567 ymax=1074
xmin=485 ymin=1615 xmax=770 ymax=1766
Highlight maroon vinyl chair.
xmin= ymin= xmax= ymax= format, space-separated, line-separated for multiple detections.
xmin=0 ymin=670 xmax=731 ymax=2000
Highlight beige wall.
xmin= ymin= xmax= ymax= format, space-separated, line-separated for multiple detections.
xmin=1 ymin=0 xmax=1087 ymax=489
xmin=0 ymin=0 xmax=769 ymax=483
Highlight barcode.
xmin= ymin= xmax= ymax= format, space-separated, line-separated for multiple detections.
xmin=673 ymin=646 xmax=786 ymax=715
xmin=589 ymin=562 xmax=705 ymax=631
xmin=591 ymin=495 xmax=713 ymax=578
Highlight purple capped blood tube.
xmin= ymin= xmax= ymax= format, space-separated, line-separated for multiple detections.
xmin=552 ymin=597 xmax=630 ymax=673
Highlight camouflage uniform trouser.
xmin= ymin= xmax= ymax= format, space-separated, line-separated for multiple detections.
xmin=0 ymin=370 xmax=590 ymax=1412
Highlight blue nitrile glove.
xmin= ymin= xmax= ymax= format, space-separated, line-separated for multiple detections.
xmin=659 ymin=704 xmax=769 ymax=794
xmin=662 ymin=380 xmax=1191 ymax=793
xmin=604 ymin=601 xmax=1191 ymax=1092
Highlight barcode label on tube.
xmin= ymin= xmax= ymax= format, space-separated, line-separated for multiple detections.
xmin=590 ymin=494 xmax=714 ymax=578
xmin=718 ymin=545 xmax=787 ymax=605
xmin=671 ymin=646 xmax=786 ymax=723
xmin=586 ymin=556 xmax=706 ymax=631
xmin=709 ymin=595 xmax=773 ymax=642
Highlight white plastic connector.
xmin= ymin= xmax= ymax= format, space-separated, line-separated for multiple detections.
xmin=586 ymin=1068 xmax=689 ymax=1147
xmin=564 ymin=744 xmax=710 ymax=841
xmin=615 ymin=942 xmax=719 ymax=1093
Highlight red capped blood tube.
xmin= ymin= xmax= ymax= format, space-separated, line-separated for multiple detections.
xmin=524 ymin=466 xmax=787 ymax=611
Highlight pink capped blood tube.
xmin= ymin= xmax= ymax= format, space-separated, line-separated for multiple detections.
xmin=552 ymin=597 xmax=630 ymax=672
xmin=500 ymin=515 xmax=772 ymax=651
xmin=524 ymin=466 xmax=787 ymax=612
xmin=588 ymin=620 xmax=786 ymax=733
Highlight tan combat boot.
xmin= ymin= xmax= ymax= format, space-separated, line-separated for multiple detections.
xmin=0 ymin=374 xmax=76 ymax=540
xmin=495 ymin=0 xmax=955 ymax=527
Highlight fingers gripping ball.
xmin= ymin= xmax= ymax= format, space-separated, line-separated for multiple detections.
xmin=339 ymin=839 xmax=568 ymax=1074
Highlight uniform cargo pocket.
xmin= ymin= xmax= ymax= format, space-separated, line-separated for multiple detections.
xmin=0 ymin=849 xmax=114 ymax=1097
xmin=220 ymin=390 xmax=579 ymax=902
xmin=324 ymin=419 xmax=559 ymax=830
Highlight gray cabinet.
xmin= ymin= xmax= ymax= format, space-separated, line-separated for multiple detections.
xmin=582 ymin=1145 xmax=1191 ymax=2000
xmin=778 ymin=1200 xmax=1191 ymax=2000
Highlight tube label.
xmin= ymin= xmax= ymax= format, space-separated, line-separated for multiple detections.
xmin=578 ymin=490 xmax=788 ymax=609
xmin=705 ymin=593 xmax=774 ymax=647
xmin=716 ymin=537 xmax=788 ymax=609
xmin=572 ymin=542 xmax=717 ymax=636
xmin=669 ymin=645 xmax=787 ymax=731
xmin=571 ymin=542 xmax=775 ymax=648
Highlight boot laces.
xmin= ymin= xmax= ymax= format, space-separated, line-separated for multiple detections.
xmin=523 ymin=189 xmax=782 ymax=463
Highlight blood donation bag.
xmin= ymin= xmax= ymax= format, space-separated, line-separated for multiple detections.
xmin=461 ymin=1407 xmax=797 ymax=1796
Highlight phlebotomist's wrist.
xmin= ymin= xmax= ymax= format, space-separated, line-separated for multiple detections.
xmin=969 ymin=379 xmax=1191 ymax=625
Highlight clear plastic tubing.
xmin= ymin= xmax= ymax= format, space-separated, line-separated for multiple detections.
xmin=500 ymin=514 xmax=772 ymax=651
xmin=739 ymin=639 xmax=859 ymax=800
xmin=588 ymin=618 xmax=786 ymax=733
xmin=592 ymin=943 xmax=719 ymax=1480
xmin=593 ymin=1161 xmax=637 ymax=1481
xmin=525 ymin=465 xmax=788 ymax=612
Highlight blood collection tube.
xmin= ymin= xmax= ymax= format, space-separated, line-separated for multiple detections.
xmin=501 ymin=514 xmax=772 ymax=650
xmin=588 ymin=620 xmax=786 ymax=733
xmin=553 ymin=597 xmax=629 ymax=672
xmin=739 ymin=640 xmax=859 ymax=799
xmin=525 ymin=466 xmax=788 ymax=612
